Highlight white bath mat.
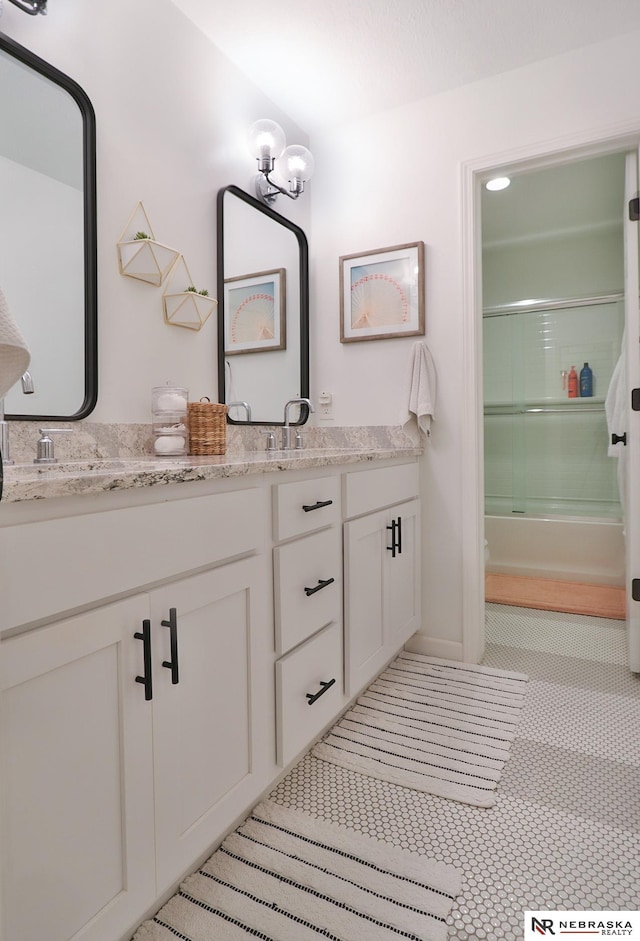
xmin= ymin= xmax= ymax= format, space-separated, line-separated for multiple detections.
xmin=134 ymin=799 xmax=461 ymax=941
xmin=312 ymin=651 xmax=528 ymax=807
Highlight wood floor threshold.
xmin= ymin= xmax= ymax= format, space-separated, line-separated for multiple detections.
xmin=485 ymin=573 xmax=626 ymax=620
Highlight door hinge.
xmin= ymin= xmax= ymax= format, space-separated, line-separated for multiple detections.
xmin=633 ymin=388 xmax=640 ymax=411
xmin=630 ymin=196 xmax=640 ymax=222
xmin=633 ymin=579 xmax=640 ymax=602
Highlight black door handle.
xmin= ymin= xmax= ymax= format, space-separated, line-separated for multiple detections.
xmin=304 ymin=577 xmax=335 ymax=596
xmin=611 ymin=432 xmax=627 ymax=446
xmin=302 ymin=499 xmax=333 ymax=512
xmin=386 ymin=519 xmax=397 ymax=557
xmin=386 ymin=516 xmax=403 ymax=556
xmin=161 ymin=607 xmax=179 ymax=685
xmin=306 ymin=678 xmax=336 ymax=705
xmin=134 ymin=619 xmax=153 ymax=701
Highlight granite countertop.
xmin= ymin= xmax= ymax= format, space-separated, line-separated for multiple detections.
xmin=1 ymin=445 xmax=422 ymax=504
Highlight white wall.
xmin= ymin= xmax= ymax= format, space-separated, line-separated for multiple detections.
xmin=309 ymin=30 xmax=640 ymax=651
xmin=0 ymin=0 xmax=310 ymax=423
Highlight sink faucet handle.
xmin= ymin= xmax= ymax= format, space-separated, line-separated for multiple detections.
xmin=35 ymin=427 xmax=73 ymax=465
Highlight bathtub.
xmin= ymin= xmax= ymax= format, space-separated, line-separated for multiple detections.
xmin=484 ymin=513 xmax=625 ymax=587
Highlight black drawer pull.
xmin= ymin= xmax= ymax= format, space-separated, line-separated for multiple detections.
xmin=611 ymin=432 xmax=627 ymax=446
xmin=161 ymin=607 xmax=179 ymax=685
xmin=304 ymin=576 xmax=335 ymax=596
xmin=134 ymin=619 xmax=153 ymax=701
xmin=302 ymin=499 xmax=333 ymax=512
xmin=306 ymin=678 xmax=336 ymax=705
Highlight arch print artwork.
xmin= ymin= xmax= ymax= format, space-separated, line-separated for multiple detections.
xmin=339 ymin=242 xmax=425 ymax=342
xmin=224 ymin=268 xmax=286 ymax=354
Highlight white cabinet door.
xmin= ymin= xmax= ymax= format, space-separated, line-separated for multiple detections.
xmin=0 ymin=597 xmax=156 ymax=941
xmin=385 ymin=498 xmax=421 ymax=650
xmin=344 ymin=507 xmax=387 ymax=696
xmin=344 ymin=499 xmax=422 ymax=696
xmin=150 ymin=557 xmax=271 ymax=892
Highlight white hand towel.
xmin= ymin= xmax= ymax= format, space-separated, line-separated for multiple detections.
xmin=0 ymin=285 xmax=31 ymax=399
xmin=403 ymin=340 xmax=436 ymax=438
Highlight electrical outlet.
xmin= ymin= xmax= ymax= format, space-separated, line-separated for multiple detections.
xmin=318 ymin=390 xmax=334 ymax=421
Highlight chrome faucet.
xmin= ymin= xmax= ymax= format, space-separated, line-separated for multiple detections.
xmin=0 ymin=371 xmax=35 ymax=465
xmin=228 ymin=401 xmax=252 ymax=421
xmin=282 ymin=397 xmax=314 ymax=450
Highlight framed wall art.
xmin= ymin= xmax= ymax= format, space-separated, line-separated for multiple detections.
xmin=224 ymin=267 xmax=286 ymax=354
xmin=339 ymin=241 xmax=425 ymax=342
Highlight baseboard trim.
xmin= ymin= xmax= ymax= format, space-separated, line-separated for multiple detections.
xmin=404 ymin=633 xmax=465 ymax=662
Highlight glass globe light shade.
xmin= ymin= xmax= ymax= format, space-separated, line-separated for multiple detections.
xmin=281 ymin=144 xmax=315 ymax=183
xmin=247 ymin=119 xmax=286 ymax=167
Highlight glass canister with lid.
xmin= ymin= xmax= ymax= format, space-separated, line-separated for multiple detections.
xmin=152 ymin=384 xmax=188 ymax=456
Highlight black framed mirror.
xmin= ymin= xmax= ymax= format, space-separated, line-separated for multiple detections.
xmin=217 ymin=185 xmax=309 ymax=425
xmin=0 ymin=31 xmax=97 ymax=420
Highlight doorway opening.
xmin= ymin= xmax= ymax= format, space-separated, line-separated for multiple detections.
xmin=481 ymin=152 xmax=626 ymax=619
xmin=461 ymin=130 xmax=640 ymax=668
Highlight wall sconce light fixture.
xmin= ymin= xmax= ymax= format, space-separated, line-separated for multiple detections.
xmin=248 ymin=118 xmax=314 ymax=206
xmin=4 ymin=0 xmax=48 ymax=14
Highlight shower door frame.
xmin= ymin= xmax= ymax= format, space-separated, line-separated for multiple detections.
xmin=460 ymin=122 xmax=640 ymax=666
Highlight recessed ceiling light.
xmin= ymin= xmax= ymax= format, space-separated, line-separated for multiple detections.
xmin=486 ymin=176 xmax=511 ymax=191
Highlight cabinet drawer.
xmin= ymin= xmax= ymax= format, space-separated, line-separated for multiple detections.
xmin=276 ymin=621 xmax=343 ymax=766
xmin=2 ymin=487 xmax=264 ymax=633
xmin=274 ymin=528 xmax=342 ymax=655
xmin=273 ymin=475 xmax=341 ymax=542
xmin=343 ymin=462 xmax=419 ymax=519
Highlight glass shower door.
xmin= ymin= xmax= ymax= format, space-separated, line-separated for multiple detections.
xmin=484 ymin=297 xmax=624 ymax=519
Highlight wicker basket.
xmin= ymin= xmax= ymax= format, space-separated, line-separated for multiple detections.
xmin=187 ymin=400 xmax=227 ymax=455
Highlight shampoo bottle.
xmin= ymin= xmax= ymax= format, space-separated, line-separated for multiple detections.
xmin=567 ymin=366 xmax=578 ymax=398
xmin=579 ymin=362 xmax=593 ymax=397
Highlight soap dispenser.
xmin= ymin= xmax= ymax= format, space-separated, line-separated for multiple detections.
xmin=579 ymin=362 xmax=593 ymax=397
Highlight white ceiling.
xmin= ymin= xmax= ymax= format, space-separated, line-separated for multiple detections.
xmin=169 ymin=0 xmax=640 ymax=133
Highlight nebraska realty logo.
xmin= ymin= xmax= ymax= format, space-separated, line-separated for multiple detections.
xmin=525 ymin=913 xmax=640 ymax=938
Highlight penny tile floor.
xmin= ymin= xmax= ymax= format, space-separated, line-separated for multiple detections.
xmin=270 ymin=604 xmax=640 ymax=939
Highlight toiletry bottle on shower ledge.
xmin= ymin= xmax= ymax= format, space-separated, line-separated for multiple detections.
xmin=567 ymin=365 xmax=578 ymax=398
xmin=579 ymin=362 xmax=593 ymax=397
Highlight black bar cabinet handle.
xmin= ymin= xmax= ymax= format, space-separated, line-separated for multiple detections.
xmin=134 ymin=619 xmax=153 ymax=701
xmin=396 ymin=516 xmax=402 ymax=555
xmin=611 ymin=432 xmax=627 ymax=446
xmin=304 ymin=576 xmax=335 ymax=597
xmin=306 ymin=678 xmax=336 ymax=705
xmin=161 ymin=607 xmax=179 ymax=685
xmin=302 ymin=499 xmax=333 ymax=513
xmin=386 ymin=519 xmax=397 ymax=557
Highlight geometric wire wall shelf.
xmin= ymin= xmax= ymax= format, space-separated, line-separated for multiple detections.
xmin=162 ymin=254 xmax=217 ymax=331
xmin=117 ymin=201 xmax=180 ymax=286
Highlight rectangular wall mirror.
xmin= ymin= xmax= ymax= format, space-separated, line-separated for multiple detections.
xmin=216 ymin=185 xmax=309 ymax=425
xmin=0 ymin=31 xmax=97 ymax=420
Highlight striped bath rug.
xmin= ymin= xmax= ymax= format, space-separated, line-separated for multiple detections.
xmin=312 ymin=651 xmax=528 ymax=807
xmin=134 ymin=799 xmax=461 ymax=941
